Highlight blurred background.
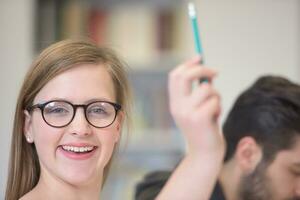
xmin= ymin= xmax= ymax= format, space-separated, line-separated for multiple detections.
xmin=0 ymin=0 xmax=299 ymax=199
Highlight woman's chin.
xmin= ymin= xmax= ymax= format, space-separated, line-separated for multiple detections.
xmin=64 ymin=174 xmax=99 ymax=187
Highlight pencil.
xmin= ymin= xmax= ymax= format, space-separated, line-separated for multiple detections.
xmin=188 ymin=2 xmax=204 ymax=57
xmin=188 ymin=2 xmax=208 ymax=82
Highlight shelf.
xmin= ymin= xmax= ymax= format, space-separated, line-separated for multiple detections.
xmin=35 ymin=0 xmax=193 ymax=66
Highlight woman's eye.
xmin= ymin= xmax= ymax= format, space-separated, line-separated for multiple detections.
xmin=46 ymin=107 xmax=69 ymax=114
xmin=91 ymin=107 xmax=106 ymax=114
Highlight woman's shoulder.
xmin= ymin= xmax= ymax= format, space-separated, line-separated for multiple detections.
xmin=19 ymin=193 xmax=31 ymax=200
xmin=19 ymin=190 xmax=38 ymax=200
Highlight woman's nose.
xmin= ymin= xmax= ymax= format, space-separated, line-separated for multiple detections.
xmin=68 ymin=108 xmax=92 ymax=137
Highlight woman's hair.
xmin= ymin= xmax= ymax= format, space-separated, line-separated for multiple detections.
xmin=5 ymin=39 xmax=132 ymax=200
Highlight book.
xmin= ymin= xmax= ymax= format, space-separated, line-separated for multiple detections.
xmin=107 ymin=4 xmax=156 ymax=67
xmin=88 ymin=8 xmax=108 ymax=45
xmin=58 ymin=0 xmax=88 ymax=40
xmin=35 ymin=0 xmax=58 ymax=51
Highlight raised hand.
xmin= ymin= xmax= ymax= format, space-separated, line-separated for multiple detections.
xmin=157 ymin=56 xmax=225 ymax=200
xmin=168 ymin=55 xmax=225 ymax=158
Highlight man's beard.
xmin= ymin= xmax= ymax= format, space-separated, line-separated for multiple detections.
xmin=238 ymin=161 xmax=300 ymax=200
xmin=238 ymin=161 xmax=271 ymax=200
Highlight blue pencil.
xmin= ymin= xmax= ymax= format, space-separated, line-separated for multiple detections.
xmin=188 ymin=2 xmax=208 ymax=82
xmin=188 ymin=2 xmax=204 ymax=56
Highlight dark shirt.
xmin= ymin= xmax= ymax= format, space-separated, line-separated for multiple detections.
xmin=135 ymin=170 xmax=226 ymax=200
xmin=210 ymin=182 xmax=226 ymax=200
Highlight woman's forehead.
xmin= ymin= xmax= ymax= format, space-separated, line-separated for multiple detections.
xmin=34 ymin=64 xmax=116 ymax=103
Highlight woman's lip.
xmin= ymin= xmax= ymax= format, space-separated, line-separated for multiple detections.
xmin=58 ymin=145 xmax=98 ymax=160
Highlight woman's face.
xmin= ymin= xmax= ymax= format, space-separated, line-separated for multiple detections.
xmin=24 ymin=64 xmax=123 ymax=187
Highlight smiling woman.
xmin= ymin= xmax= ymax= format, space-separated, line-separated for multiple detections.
xmin=5 ymin=40 xmax=132 ymax=200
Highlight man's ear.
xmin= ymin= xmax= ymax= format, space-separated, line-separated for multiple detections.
xmin=24 ymin=110 xmax=34 ymax=143
xmin=114 ymin=111 xmax=124 ymax=143
xmin=235 ymin=136 xmax=262 ymax=174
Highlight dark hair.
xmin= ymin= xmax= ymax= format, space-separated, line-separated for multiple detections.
xmin=223 ymin=75 xmax=300 ymax=162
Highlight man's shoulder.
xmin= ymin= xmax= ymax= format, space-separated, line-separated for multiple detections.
xmin=210 ymin=182 xmax=226 ymax=200
xmin=135 ymin=170 xmax=226 ymax=200
xmin=135 ymin=170 xmax=172 ymax=200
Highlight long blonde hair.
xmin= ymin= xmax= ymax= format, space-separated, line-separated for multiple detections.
xmin=5 ymin=39 xmax=132 ymax=200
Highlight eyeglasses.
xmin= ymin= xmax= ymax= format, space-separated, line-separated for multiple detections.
xmin=26 ymin=100 xmax=122 ymax=128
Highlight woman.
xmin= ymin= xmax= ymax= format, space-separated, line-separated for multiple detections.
xmin=6 ymin=40 xmax=131 ymax=199
xmin=5 ymin=39 xmax=224 ymax=200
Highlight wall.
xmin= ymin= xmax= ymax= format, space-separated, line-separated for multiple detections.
xmin=196 ymin=0 xmax=300 ymax=120
xmin=0 ymin=0 xmax=34 ymax=197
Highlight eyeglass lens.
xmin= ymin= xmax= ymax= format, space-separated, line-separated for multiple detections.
xmin=43 ymin=101 xmax=117 ymax=128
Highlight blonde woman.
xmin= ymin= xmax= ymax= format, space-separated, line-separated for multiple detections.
xmin=5 ymin=40 xmax=224 ymax=200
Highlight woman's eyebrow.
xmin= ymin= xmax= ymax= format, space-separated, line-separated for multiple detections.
xmin=84 ymin=98 xmax=114 ymax=104
xmin=36 ymin=98 xmax=114 ymax=104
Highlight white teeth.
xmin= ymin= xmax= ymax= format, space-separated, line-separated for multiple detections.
xmin=62 ymin=145 xmax=94 ymax=153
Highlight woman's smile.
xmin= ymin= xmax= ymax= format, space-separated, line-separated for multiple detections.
xmin=58 ymin=143 xmax=98 ymax=160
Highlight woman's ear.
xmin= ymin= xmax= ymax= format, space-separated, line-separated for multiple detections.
xmin=24 ymin=110 xmax=34 ymax=143
xmin=114 ymin=111 xmax=124 ymax=143
xmin=235 ymin=136 xmax=262 ymax=174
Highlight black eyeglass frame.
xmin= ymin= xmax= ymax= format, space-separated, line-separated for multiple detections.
xmin=26 ymin=100 xmax=122 ymax=128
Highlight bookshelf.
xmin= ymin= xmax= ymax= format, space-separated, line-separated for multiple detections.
xmin=35 ymin=0 xmax=194 ymax=65
xmin=35 ymin=0 xmax=191 ymax=199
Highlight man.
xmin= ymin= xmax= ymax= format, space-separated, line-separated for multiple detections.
xmin=135 ymin=75 xmax=300 ymax=200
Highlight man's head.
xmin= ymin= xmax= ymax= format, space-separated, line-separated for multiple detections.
xmin=223 ymin=75 xmax=300 ymax=200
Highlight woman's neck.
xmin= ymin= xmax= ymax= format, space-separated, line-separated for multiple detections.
xmin=22 ymin=170 xmax=103 ymax=200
